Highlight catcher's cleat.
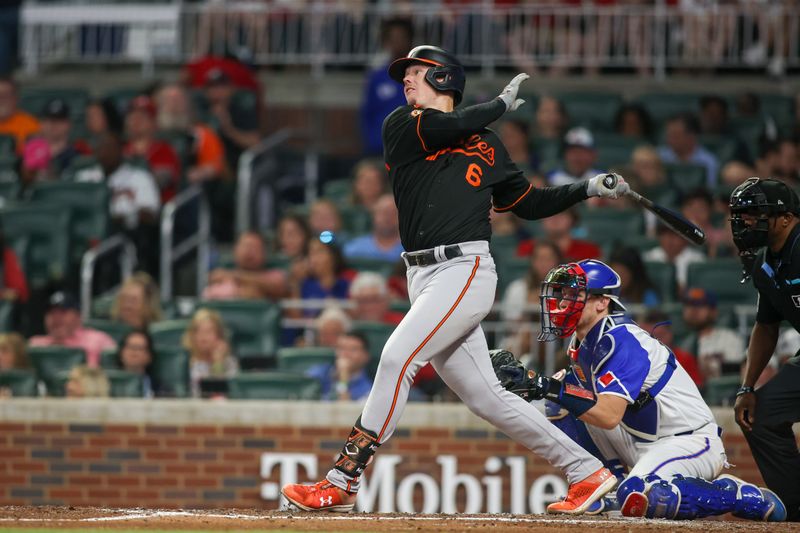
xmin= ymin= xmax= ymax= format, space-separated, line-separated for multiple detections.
xmin=547 ymin=467 xmax=617 ymax=515
xmin=281 ymin=480 xmax=357 ymax=512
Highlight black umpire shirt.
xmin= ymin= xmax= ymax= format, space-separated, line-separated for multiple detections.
xmin=751 ymin=222 xmax=800 ymax=331
xmin=383 ymin=99 xmax=589 ymax=252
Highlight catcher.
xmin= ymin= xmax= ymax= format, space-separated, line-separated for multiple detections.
xmin=492 ymin=259 xmax=786 ymax=521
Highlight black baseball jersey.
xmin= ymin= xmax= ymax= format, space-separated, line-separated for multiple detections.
xmin=383 ymin=99 xmax=589 ymax=252
xmin=751 ymin=223 xmax=800 ymax=331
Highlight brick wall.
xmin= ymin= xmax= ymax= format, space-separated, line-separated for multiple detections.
xmin=0 ymin=415 xmax=771 ymax=511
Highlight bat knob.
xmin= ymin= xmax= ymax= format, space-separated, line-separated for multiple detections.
xmin=602 ymin=173 xmax=618 ymax=190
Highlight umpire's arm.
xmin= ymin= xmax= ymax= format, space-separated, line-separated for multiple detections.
xmin=736 ymin=321 xmax=780 ymax=431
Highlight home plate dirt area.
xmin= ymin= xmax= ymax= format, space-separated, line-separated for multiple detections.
xmin=0 ymin=507 xmax=798 ymax=532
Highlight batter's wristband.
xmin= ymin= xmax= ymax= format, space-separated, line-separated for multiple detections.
xmin=736 ymin=386 xmax=755 ymax=397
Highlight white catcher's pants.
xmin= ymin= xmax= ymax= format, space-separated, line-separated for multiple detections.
xmin=327 ymin=241 xmax=604 ymax=492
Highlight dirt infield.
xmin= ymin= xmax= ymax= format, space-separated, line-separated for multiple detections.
xmin=0 ymin=507 xmax=797 ymax=532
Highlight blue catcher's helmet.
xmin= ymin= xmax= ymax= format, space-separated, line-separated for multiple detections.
xmin=577 ymin=259 xmax=626 ymax=313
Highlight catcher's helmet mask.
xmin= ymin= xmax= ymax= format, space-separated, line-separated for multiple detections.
xmin=388 ymin=45 xmax=466 ymax=105
xmin=539 ymin=260 xmax=625 ymax=342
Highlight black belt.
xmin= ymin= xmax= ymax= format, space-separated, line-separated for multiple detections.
xmin=404 ymin=244 xmax=463 ymax=267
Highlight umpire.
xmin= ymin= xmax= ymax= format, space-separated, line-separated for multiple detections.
xmin=730 ymin=177 xmax=800 ymax=522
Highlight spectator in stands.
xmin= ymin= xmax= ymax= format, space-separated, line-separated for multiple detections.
xmin=720 ymin=160 xmax=755 ymax=187
xmin=86 ymin=98 xmax=123 ymax=138
xmin=680 ymin=188 xmax=732 ymax=258
xmin=775 ymin=138 xmax=800 ymax=185
xmin=0 ymin=76 xmax=38 ymax=154
xmin=110 ymin=272 xmax=162 ymax=330
xmin=183 ymin=308 xmax=238 ymax=398
xmin=309 ymin=199 xmax=345 ymax=241
xmin=350 ymin=159 xmax=388 ymax=207
xmin=658 ymin=113 xmax=719 ymax=187
xmin=277 ymin=213 xmax=311 ymax=295
xmin=681 ymin=287 xmax=744 ymax=381
xmin=547 ymin=127 xmax=602 ymax=186
xmin=627 ymin=147 xmax=668 ymax=236
xmin=65 ymin=366 xmax=110 ymax=399
xmin=344 ymin=194 xmax=404 ymax=263
xmin=348 ymin=272 xmax=404 ymax=325
xmin=116 ymin=329 xmax=157 ymax=398
xmin=77 ymin=132 xmax=160 ymax=274
xmin=534 ymin=96 xmax=568 ymax=140
xmin=203 ymin=68 xmax=260 ymax=170
xmin=157 ymin=83 xmax=233 ymax=241
xmin=29 ymin=291 xmax=116 ymax=368
xmin=754 ymin=139 xmax=780 ymax=181
xmin=516 ymin=208 xmax=601 ymax=261
xmin=203 ymin=231 xmax=287 ymax=301
xmin=306 ymin=331 xmax=373 ymax=401
xmin=638 ymin=309 xmax=703 ymax=388
xmin=124 ymin=95 xmax=181 ymax=203
xmin=614 ymin=103 xmax=653 ymax=141
xmin=499 ymin=119 xmax=536 ymax=174
xmin=315 ymin=306 xmax=352 ymax=349
xmin=22 ymin=98 xmax=88 ymax=183
xmin=608 ymin=245 xmax=661 ymax=307
xmin=360 ymin=17 xmax=413 ymax=155
xmin=297 ymin=240 xmax=351 ymax=315
xmin=643 ymin=223 xmax=705 ymax=292
xmin=698 ymin=95 xmax=752 ymax=165
xmin=500 ymin=240 xmax=563 ymax=371
xmin=0 ymin=332 xmax=29 ymax=371
xmin=0 ymin=219 xmax=28 ymax=304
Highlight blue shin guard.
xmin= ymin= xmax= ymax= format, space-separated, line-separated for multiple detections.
xmin=714 ymin=474 xmax=786 ymax=522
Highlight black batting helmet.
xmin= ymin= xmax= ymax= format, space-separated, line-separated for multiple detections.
xmin=388 ymin=45 xmax=465 ymax=105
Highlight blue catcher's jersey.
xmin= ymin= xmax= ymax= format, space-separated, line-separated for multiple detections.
xmin=567 ymin=314 xmax=715 ymax=441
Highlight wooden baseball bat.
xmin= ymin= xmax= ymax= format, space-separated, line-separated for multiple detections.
xmin=601 ymin=174 xmax=706 ymax=246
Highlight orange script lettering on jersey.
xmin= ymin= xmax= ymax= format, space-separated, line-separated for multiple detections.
xmin=425 ymin=134 xmax=495 ymax=166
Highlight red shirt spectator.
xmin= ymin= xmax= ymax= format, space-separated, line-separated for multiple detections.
xmin=2 ymin=247 xmax=28 ymax=303
xmin=124 ymin=96 xmax=182 ymax=203
xmin=517 ymin=238 xmax=601 ymax=262
xmin=183 ymin=56 xmax=260 ymax=92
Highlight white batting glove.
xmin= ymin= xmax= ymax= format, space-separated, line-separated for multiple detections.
xmin=586 ymin=172 xmax=631 ymax=199
xmin=497 ymin=73 xmax=530 ymax=112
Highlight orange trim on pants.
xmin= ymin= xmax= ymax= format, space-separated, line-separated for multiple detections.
xmin=377 ymin=256 xmax=481 ymax=441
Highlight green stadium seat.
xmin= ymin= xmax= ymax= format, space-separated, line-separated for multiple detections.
xmin=322 ymin=179 xmax=352 ymax=202
xmin=760 ymin=94 xmax=795 ymax=128
xmin=0 ymin=205 xmax=71 ymax=288
xmin=84 ymin=319 xmax=133 ymax=344
xmin=0 ymin=180 xmax=19 ymax=202
xmin=644 ymin=261 xmax=677 ymax=303
xmin=277 ymin=347 xmax=335 ymax=373
xmin=105 ymin=369 xmax=144 ymax=398
xmin=0 ymin=134 xmax=15 ymax=155
xmin=29 ymin=182 xmax=110 ymax=258
xmin=686 ymin=260 xmax=757 ymax=306
xmin=339 ymin=205 xmax=372 ymax=235
xmin=635 ymin=93 xmax=701 ymax=125
xmin=664 ymin=163 xmax=708 ymax=195
xmin=149 ymin=319 xmax=190 ymax=350
xmin=229 ymin=372 xmax=321 ymax=400
xmin=560 ymin=92 xmax=623 ymax=132
xmin=531 ymin=138 xmax=561 ymax=174
xmin=99 ymin=348 xmax=120 ymax=371
xmin=61 ymin=155 xmax=100 ymax=182
xmin=0 ymin=369 xmax=38 ymax=397
xmin=28 ymin=346 xmax=86 ymax=396
xmin=698 ymin=135 xmax=740 ymax=165
xmin=352 ymin=320 xmax=395 ymax=363
xmin=198 ymin=300 xmax=281 ymax=357
xmin=703 ymin=375 xmax=741 ymax=407
xmin=19 ymin=88 xmax=90 ymax=127
xmin=103 ymin=87 xmax=144 ymax=116
xmin=347 ymin=257 xmax=397 ymax=277
xmin=0 ymin=153 xmax=17 ymax=183
xmin=497 ymin=256 xmax=530 ymax=297
xmin=580 ymin=209 xmax=644 ymax=247
xmin=153 ymin=346 xmax=189 ymax=398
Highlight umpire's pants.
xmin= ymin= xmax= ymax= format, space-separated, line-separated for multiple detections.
xmin=744 ymin=354 xmax=800 ymax=521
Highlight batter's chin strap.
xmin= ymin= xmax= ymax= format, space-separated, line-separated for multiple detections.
xmin=333 ymin=418 xmax=381 ymax=489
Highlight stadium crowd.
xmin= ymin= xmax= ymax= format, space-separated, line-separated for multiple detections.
xmin=0 ymin=13 xmax=799 ymax=404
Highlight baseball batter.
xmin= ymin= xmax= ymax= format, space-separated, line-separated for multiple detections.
xmin=282 ymin=45 xmax=630 ymax=514
xmin=493 ymin=259 xmax=786 ymax=521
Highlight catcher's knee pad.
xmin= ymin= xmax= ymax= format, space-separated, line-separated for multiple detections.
xmin=333 ymin=419 xmax=381 ymax=479
xmin=645 ymin=479 xmax=681 ymax=519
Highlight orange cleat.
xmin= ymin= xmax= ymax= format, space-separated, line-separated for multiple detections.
xmin=547 ymin=467 xmax=617 ymax=515
xmin=281 ymin=480 xmax=357 ymax=512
